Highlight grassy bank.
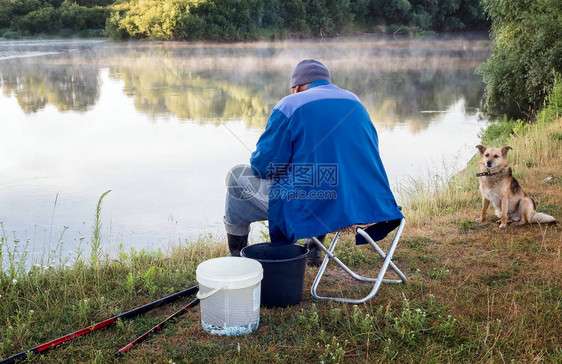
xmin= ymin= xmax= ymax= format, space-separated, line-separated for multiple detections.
xmin=1 ymin=95 xmax=561 ymax=363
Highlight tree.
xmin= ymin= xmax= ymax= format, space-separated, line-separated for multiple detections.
xmin=260 ymin=0 xmax=281 ymax=28
xmin=349 ymin=0 xmax=369 ymax=24
xmin=59 ymin=2 xmax=109 ymax=30
xmin=280 ymin=0 xmax=308 ymax=33
xmin=107 ymin=0 xmax=191 ymax=39
xmin=325 ymin=0 xmax=353 ymax=32
xmin=476 ymin=0 xmax=562 ymax=118
xmin=0 ymin=0 xmax=12 ymax=27
xmin=13 ymin=6 xmax=60 ymax=33
xmin=383 ymin=0 xmax=411 ymax=24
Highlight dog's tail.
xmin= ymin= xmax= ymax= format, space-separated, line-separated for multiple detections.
xmin=531 ymin=212 xmax=556 ymax=224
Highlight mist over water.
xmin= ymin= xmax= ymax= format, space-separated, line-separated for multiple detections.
xmin=0 ymin=34 xmax=490 ymax=262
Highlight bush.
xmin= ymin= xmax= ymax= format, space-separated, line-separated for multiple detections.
xmin=478 ymin=116 xmax=520 ymax=146
xmin=75 ymin=28 xmax=104 ymax=37
xmin=187 ymin=0 xmax=261 ymax=40
xmin=60 ymin=2 xmax=109 ymax=30
xmin=4 ymin=1 xmax=110 ymax=36
xmin=179 ymin=14 xmax=205 ymax=41
xmin=58 ymin=27 xmax=74 ymax=37
xmin=537 ymin=72 xmax=562 ymax=122
xmin=77 ymin=29 xmax=91 ymax=37
xmin=2 ymin=31 xmax=20 ymax=39
xmin=13 ymin=6 xmax=60 ymax=34
xmin=89 ymin=28 xmax=105 ymax=37
xmin=106 ymin=0 xmax=191 ymax=40
xmin=411 ymin=10 xmax=432 ymax=30
xmin=477 ymin=0 xmax=562 ymax=119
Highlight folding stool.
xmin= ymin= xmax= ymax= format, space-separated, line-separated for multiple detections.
xmin=310 ymin=218 xmax=407 ymax=304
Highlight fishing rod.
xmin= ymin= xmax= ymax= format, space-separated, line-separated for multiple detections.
xmin=115 ymin=297 xmax=200 ymax=356
xmin=1 ymin=284 xmax=198 ymax=364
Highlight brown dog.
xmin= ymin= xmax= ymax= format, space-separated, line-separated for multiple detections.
xmin=475 ymin=145 xmax=556 ymax=228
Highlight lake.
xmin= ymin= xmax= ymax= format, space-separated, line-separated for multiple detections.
xmin=0 ymin=34 xmax=490 ymax=265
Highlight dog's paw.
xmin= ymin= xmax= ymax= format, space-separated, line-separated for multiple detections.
xmin=499 ymin=224 xmax=507 ymax=229
xmin=475 ymin=218 xmax=483 ymax=223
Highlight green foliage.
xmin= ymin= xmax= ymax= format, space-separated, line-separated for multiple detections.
xmin=185 ymin=0 xmax=262 ymax=40
xmin=107 ymin=0 xmax=272 ymax=41
xmin=2 ymin=31 xmax=20 ymax=39
xmin=299 ymin=303 xmax=320 ymax=331
xmin=105 ymin=10 xmax=129 ymax=40
xmin=477 ymin=0 xmax=562 ymax=119
xmin=364 ymin=0 xmax=487 ymax=31
xmin=427 ymin=266 xmax=450 ymax=280
xmin=280 ymin=0 xmax=308 ymax=33
xmin=73 ymin=0 xmax=114 ymax=6
xmin=1 ymin=0 xmax=109 ymax=35
xmin=307 ymin=0 xmax=353 ymax=35
xmin=0 ymin=5 xmax=9 ymax=28
xmin=383 ymin=0 xmax=411 ymax=24
xmin=426 ymin=0 xmax=463 ymax=30
xmin=537 ymin=71 xmax=562 ymax=122
xmin=257 ymin=221 xmax=270 ymax=242
xmin=77 ymin=28 xmax=106 ymax=37
xmin=59 ymin=2 xmax=109 ymax=30
xmin=105 ymin=0 xmax=488 ymax=40
xmin=13 ymin=6 xmax=60 ymax=34
xmin=349 ymin=0 xmax=369 ymax=24
xmin=318 ymin=336 xmax=347 ymax=363
xmin=4 ymin=0 xmax=48 ymax=20
xmin=0 ymin=0 xmax=488 ymax=39
xmin=477 ymin=116 xmax=521 ymax=145
xmin=90 ymin=189 xmax=111 ymax=267
xmin=457 ymin=0 xmax=486 ymax=29
xmin=107 ymin=0 xmax=353 ymax=40
xmin=410 ymin=10 xmax=432 ymax=30
xmin=260 ymin=0 xmax=281 ymax=28
xmin=107 ymin=0 xmax=191 ymax=40
xmin=46 ymin=0 xmax=65 ymax=7
xmin=459 ymin=219 xmax=475 ymax=232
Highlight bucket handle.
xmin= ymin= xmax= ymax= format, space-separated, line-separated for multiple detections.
xmin=196 ymin=286 xmax=224 ymax=300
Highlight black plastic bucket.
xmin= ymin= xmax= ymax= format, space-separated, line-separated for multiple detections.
xmin=241 ymin=243 xmax=308 ymax=307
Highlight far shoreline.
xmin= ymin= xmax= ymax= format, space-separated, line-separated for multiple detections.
xmin=0 ymin=29 xmax=490 ymax=44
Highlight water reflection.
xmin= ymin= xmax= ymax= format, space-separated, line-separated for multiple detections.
xmin=0 ymin=35 xmax=489 ymax=260
xmin=111 ymin=64 xmax=484 ymax=132
xmin=1 ymin=63 xmax=100 ymax=113
xmin=0 ymin=35 xmax=488 ymax=129
xmin=0 ymin=59 xmax=483 ymax=131
xmin=115 ymin=66 xmax=272 ymax=127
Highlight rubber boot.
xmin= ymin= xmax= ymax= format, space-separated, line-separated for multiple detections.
xmin=227 ymin=233 xmax=248 ymax=257
xmin=305 ymin=234 xmax=326 ymax=267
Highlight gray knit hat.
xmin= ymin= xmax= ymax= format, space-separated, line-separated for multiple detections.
xmin=290 ymin=59 xmax=331 ymax=88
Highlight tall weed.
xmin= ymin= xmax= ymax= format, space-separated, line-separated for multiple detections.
xmin=90 ymin=190 xmax=111 ymax=267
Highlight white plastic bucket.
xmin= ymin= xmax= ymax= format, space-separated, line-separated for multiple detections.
xmin=196 ymin=257 xmax=263 ymax=336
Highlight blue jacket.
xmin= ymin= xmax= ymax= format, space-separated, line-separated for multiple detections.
xmin=250 ymin=80 xmax=403 ymax=244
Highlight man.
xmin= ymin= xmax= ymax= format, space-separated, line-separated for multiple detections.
xmin=224 ymin=59 xmax=403 ymax=265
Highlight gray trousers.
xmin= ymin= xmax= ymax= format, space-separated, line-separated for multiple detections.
xmin=224 ymin=164 xmax=271 ymax=236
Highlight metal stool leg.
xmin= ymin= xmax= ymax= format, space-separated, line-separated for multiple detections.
xmin=310 ymin=218 xmax=407 ymax=303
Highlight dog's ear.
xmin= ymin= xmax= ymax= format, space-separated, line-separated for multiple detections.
xmin=501 ymin=146 xmax=513 ymax=156
xmin=476 ymin=145 xmax=487 ymax=154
